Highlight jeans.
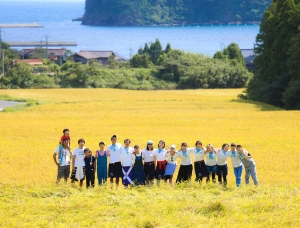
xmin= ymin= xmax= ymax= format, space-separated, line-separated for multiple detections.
xmin=234 ymin=165 xmax=243 ymax=187
xmin=245 ymin=165 xmax=259 ymax=185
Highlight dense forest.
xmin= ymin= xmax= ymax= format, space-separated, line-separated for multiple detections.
xmin=82 ymin=0 xmax=271 ymax=26
xmin=246 ymin=0 xmax=300 ymax=109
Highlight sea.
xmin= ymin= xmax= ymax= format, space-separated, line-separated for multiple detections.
xmin=0 ymin=0 xmax=260 ymax=58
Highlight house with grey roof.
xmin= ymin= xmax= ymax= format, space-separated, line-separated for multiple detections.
xmin=74 ymin=50 xmax=129 ymax=64
xmin=241 ymin=49 xmax=256 ymax=71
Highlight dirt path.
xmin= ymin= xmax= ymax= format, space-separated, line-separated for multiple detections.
xmin=0 ymin=100 xmax=25 ymax=111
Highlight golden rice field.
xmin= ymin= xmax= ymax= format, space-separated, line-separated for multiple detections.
xmin=0 ymin=88 xmax=299 ymax=227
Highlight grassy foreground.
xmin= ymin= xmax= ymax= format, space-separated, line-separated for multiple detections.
xmin=0 ymin=88 xmax=300 ymax=227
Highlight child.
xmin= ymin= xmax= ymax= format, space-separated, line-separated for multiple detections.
xmin=237 ymin=145 xmax=259 ymax=186
xmin=216 ymin=143 xmax=229 ymax=186
xmin=153 ymin=140 xmax=168 ymax=185
xmin=95 ymin=142 xmax=107 ymax=186
xmin=190 ymin=140 xmax=208 ymax=183
xmin=70 ymin=138 xmax=86 ymax=187
xmin=228 ymin=143 xmax=243 ymax=187
xmin=120 ymin=139 xmax=135 ymax=188
xmin=205 ymin=144 xmax=217 ymax=183
xmin=164 ymin=144 xmax=178 ymax=185
xmin=142 ymin=140 xmax=155 ymax=185
xmin=176 ymin=142 xmax=193 ymax=183
xmin=132 ymin=145 xmax=145 ymax=185
xmin=84 ymin=148 xmax=96 ymax=188
xmin=58 ymin=128 xmax=71 ymax=165
xmin=106 ymin=135 xmax=122 ymax=188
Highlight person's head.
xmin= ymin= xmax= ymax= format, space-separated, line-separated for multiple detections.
xmin=237 ymin=144 xmax=243 ymax=152
xmin=231 ymin=142 xmax=237 ymax=151
xmin=63 ymin=128 xmax=69 ymax=136
xmin=181 ymin=142 xmax=187 ymax=151
xmin=84 ymin=148 xmax=92 ymax=157
xmin=62 ymin=138 xmax=69 ymax=147
xmin=134 ymin=145 xmax=139 ymax=153
xmin=78 ymin=138 xmax=85 ymax=148
xmin=222 ymin=143 xmax=229 ymax=151
xmin=206 ymin=144 xmax=213 ymax=152
xmin=146 ymin=140 xmax=153 ymax=151
xmin=124 ymin=139 xmax=131 ymax=147
xmin=195 ymin=140 xmax=202 ymax=148
xmin=158 ymin=140 xmax=165 ymax=149
xmin=111 ymin=135 xmax=117 ymax=144
xmin=99 ymin=141 xmax=105 ymax=150
xmin=170 ymin=144 xmax=176 ymax=153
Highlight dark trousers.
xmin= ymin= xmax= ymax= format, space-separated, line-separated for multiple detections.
xmin=206 ymin=172 xmax=216 ymax=183
xmin=85 ymin=169 xmax=95 ymax=188
xmin=217 ymin=165 xmax=228 ymax=185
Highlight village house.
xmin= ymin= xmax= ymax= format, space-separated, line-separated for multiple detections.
xmin=74 ymin=50 xmax=128 ymax=64
xmin=241 ymin=49 xmax=256 ymax=71
xmin=21 ymin=48 xmax=66 ymax=60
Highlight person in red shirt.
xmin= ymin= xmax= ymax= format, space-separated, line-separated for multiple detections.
xmin=58 ymin=128 xmax=71 ymax=164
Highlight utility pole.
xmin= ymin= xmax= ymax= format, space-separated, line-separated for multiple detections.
xmin=0 ymin=28 xmax=4 ymax=75
xmin=128 ymin=47 xmax=133 ymax=59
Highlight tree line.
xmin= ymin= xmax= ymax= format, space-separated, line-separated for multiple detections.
xmin=246 ymin=0 xmax=300 ymax=109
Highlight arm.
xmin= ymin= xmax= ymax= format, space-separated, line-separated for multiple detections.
xmin=154 ymin=156 xmax=157 ymax=169
xmin=132 ymin=154 xmax=135 ymax=166
xmin=72 ymin=155 xmax=75 ymax=170
xmin=93 ymin=157 xmax=96 ymax=173
xmin=53 ymin=153 xmax=59 ymax=166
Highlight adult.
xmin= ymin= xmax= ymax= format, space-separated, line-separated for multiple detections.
xmin=71 ymin=138 xmax=86 ymax=187
xmin=190 ymin=140 xmax=208 ymax=183
xmin=53 ymin=138 xmax=72 ymax=183
xmin=142 ymin=140 xmax=155 ymax=185
xmin=205 ymin=144 xmax=217 ymax=183
xmin=106 ymin=135 xmax=122 ymax=188
xmin=95 ymin=142 xmax=107 ymax=186
xmin=132 ymin=145 xmax=145 ymax=185
xmin=228 ymin=143 xmax=243 ymax=187
xmin=153 ymin=140 xmax=168 ymax=185
xmin=120 ymin=139 xmax=135 ymax=187
xmin=216 ymin=143 xmax=229 ymax=186
xmin=237 ymin=145 xmax=259 ymax=186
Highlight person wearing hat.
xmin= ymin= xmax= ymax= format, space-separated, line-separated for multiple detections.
xmin=164 ymin=144 xmax=179 ymax=185
xmin=84 ymin=148 xmax=96 ymax=188
xmin=106 ymin=135 xmax=123 ymax=188
xmin=53 ymin=138 xmax=72 ymax=183
xmin=237 ymin=145 xmax=259 ymax=186
xmin=141 ymin=140 xmax=155 ymax=185
xmin=228 ymin=143 xmax=243 ymax=187
xmin=71 ymin=138 xmax=86 ymax=187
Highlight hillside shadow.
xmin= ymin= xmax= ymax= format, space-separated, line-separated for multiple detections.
xmin=230 ymin=99 xmax=284 ymax=111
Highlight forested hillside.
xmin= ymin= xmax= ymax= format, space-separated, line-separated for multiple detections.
xmin=82 ymin=0 xmax=271 ymax=26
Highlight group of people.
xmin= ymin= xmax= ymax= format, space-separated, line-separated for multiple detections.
xmin=53 ymin=129 xmax=259 ymax=189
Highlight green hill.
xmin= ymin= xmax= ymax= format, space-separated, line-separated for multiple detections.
xmin=82 ymin=0 xmax=271 ymax=26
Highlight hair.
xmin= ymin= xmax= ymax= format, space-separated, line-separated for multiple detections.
xmin=206 ymin=144 xmax=213 ymax=150
xmin=111 ymin=135 xmax=117 ymax=140
xmin=84 ymin=148 xmax=91 ymax=152
xmin=78 ymin=138 xmax=85 ymax=144
xmin=222 ymin=143 xmax=229 ymax=149
xmin=146 ymin=143 xmax=153 ymax=151
xmin=134 ymin=145 xmax=139 ymax=149
xmin=99 ymin=141 xmax=105 ymax=146
xmin=237 ymin=144 xmax=243 ymax=148
xmin=63 ymin=128 xmax=69 ymax=134
xmin=231 ymin=143 xmax=237 ymax=147
xmin=124 ymin=139 xmax=131 ymax=143
xmin=195 ymin=140 xmax=202 ymax=146
xmin=181 ymin=142 xmax=187 ymax=147
xmin=158 ymin=140 xmax=165 ymax=149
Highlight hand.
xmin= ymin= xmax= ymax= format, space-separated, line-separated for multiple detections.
xmin=72 ymin=167 xmax=75 ymax=171
xmin=56 ymin=162 xmax=60 ymax=167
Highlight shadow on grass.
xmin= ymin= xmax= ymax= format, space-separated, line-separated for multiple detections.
xmin=231 ymin=99 xmax=283 ymax=111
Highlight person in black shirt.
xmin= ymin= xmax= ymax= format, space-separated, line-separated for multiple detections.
xmin=84 ymin=148 xmax=96 ymax=188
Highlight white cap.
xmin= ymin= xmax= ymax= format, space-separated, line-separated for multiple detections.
xmin=170 ymin=144 xmax=176 ymax=149
xmin=147 ymin=140 xmax=153 ymax=144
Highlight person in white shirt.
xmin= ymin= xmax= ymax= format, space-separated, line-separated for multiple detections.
xmin=153 ymin=140 xmax=168 ymax=184
xmin=106 ymin=135 xmax=122 ymax=188
xmin=205 ymin=144 xmax=217 ymax=184
xmin=120 ymin=139 xmax=135 ymax=188
xmin=216 ymin=143 xmax=229 ymax=186
xmin=176 ymin=142 xmax=193 ymax=183
xmin=228 ymin=142 xmax=243 ymax=187
xmin=53 ymin=138 xmax=72 ymax=183
xmin=237 ymin=144 xmax=259 ymax=186
xmin=164 ymin=144 xmax=179 ymax=185
xmin=71 ymin=138 xmax=86 ymax=187
xmin=141 ymin=140 xmax=155 ymax=185
xmin=190 ymin=140 xmax=208 ymax=183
